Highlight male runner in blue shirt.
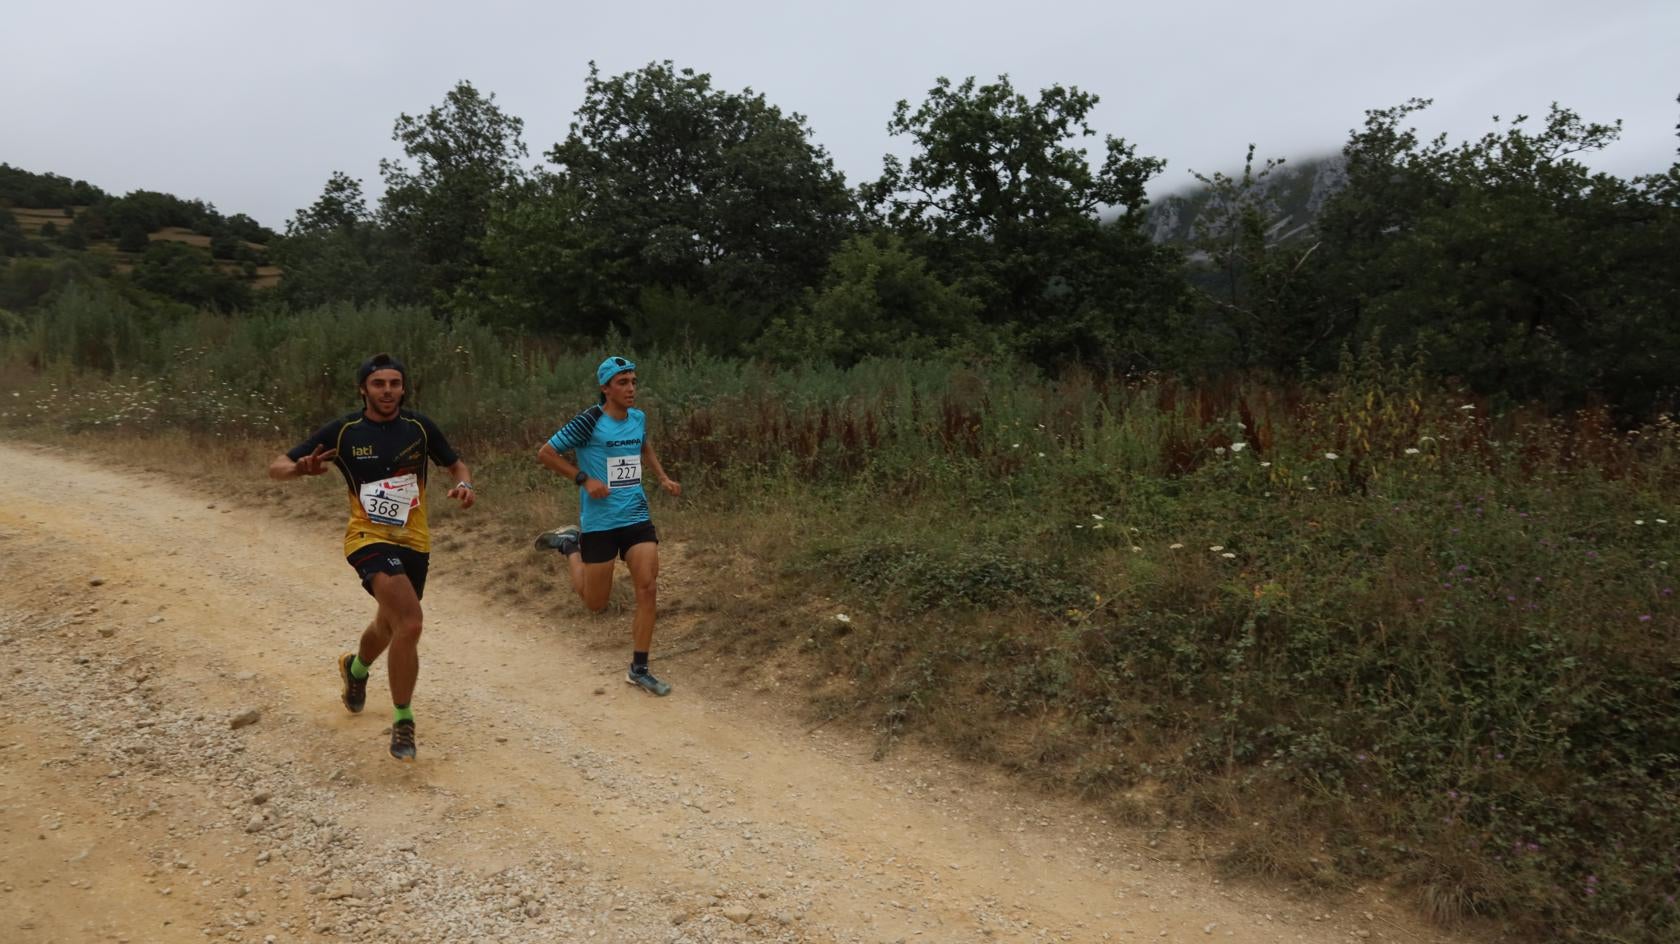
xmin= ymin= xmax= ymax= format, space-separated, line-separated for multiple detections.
xmin=535 ymin=356 xmax=682 ymax=695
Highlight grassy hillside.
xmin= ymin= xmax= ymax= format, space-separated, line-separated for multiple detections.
xmin=2 ymin=301 xmax=1676 ymax=943
xmin=1 ymin=163 xmax=281 ymax=309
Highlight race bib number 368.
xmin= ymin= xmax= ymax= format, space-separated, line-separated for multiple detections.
xmin=607 ymin=455 xmax=642 ymax=489
xmin=359 ymin=474 xmax=420 ymax=526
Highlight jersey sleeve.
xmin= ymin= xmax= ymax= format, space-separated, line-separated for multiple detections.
xmin=285 ymin=419 xmax=343 ymax=461
xmin=547 ymin=406 xmax=602 ymax=452
xmin=416 ymin=413 xmax=460 ymax=467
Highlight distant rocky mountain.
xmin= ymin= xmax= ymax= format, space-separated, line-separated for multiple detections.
xmin=1144 ymin=153 xmax=1348 ymax=249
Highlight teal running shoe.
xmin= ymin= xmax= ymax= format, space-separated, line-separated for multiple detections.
xmin=534 ymin=525 xmax=581 ymax=556
xmin=626 ymin=667 xmax=672 ymax=697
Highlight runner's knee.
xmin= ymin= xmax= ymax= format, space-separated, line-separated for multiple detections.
xmin=390 ymin=613 xmax=423 ymax=642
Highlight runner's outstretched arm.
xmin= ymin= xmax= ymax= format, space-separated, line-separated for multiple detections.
xmin=269 ymin=445 xmax=337 ymax=480
xmin=442 ymin=460 xmax=476 ymax=509
xmin=641 ymin=437 xmax=681 ymax=497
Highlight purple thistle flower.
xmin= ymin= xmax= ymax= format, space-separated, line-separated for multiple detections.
xmin=1640 ymin=614 xmax=1653 ymax=622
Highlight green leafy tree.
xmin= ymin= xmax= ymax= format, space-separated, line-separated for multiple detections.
xmin=533 ymin=60 xmax=855 ymax=345
xmin=757 ymin=232 xmax=983 ymax=366
xmin=133 ymin=240 xmax=251 ymax=311
xmin=209 ymin=230 xmax=240 ymax=260
xmin=455 ymin=174 xmax=600 ymax=334
xmin=378 ymin=80 xmax=528 ymax=304
xmin=0 ymin=210 xmax=30 ymax=257
xmin=276 ymin=172 xmax=417 ymax=308
xmin=862 ymin=75 xmax=1180 ymax=366
xmin=289 ymin=172 xmax=372 ymax=237
xmin=1184 ymin=146 xmax=1328 ymax=370
xmin=223 ymin=212 xmax=270 ymax=245
xmin=1310 ymin=99 xmax=1678 ymax=410
xmin=57 ymin=221 xmax=89 ymax=251
xmin=0 ymin=164 xmax=106 ymax=208
xmin=115 ymin=223 xmax=149 ymax=254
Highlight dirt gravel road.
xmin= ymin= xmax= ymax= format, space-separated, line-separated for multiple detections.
xmin=0 ymin=442 xmax=1457 ymax=944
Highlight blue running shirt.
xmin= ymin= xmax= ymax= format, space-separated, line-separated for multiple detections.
xmin=547 ymin=406 xmax=650 ymax=533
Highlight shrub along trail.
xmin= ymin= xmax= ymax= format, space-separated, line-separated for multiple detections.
xmin=0 ymin=442 xmax=1458 ymax=944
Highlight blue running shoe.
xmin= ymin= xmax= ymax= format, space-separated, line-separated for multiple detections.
xmin=626 ymin=667 xmax=672 ymax=697
xmin=535 ymin=525 xmax=581 ymax=556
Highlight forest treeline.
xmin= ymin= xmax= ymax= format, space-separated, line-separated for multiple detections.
xmin=4 ymin=66 xmax=1678 ymax=413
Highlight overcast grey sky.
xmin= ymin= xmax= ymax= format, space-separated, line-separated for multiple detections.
xmin=3 ymin=0 xmax=1675 ymax=229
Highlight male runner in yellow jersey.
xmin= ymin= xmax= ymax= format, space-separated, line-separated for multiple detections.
xmin=268 ymin=353 xmax=475 ymax=761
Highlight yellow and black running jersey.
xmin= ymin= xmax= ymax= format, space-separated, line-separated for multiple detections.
xmin=286 ymin=409 xmax=459 ymax=556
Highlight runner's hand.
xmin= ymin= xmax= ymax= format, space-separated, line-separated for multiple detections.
xmin=447 ymin=483 xmax=476 ymax=509
xmin=296 ymin=445 xmax=337 ymax=476
xmin=660 ymin=477 xmax=682 ymax=497
xmin=585 ymin=479 xmax=610 ymax=500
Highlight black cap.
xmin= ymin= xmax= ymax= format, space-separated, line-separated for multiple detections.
xmin=356 ymin=353 xmax=406 ymax=386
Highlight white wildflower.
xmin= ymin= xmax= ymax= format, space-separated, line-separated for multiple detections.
xmin=1231 ymin=442 xmax=1247 ymax=452
xmin=1404 ymin=447 xmax=1420 ymax=455
xmin=1209 ymin=545 xmax=1224 ymax=552
xmin=835 ymin=613 xmax=851 ymax=623
xmin=1168 ymin=543 xmax=1184 ymax=550
xmin=1221 ymin=552 xmax=1236 ymax=559
xmin=1324 ymin=452 xmax=1339 ymax=460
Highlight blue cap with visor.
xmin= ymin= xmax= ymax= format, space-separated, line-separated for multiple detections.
xmin=596 ymin=356 xmax=636 ymax=386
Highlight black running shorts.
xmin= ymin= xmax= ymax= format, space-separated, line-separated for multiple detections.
xmin=579 ymin=521 xmax=659 ymax=564
xmin=347 ymin=543 xmax=430 ymax=599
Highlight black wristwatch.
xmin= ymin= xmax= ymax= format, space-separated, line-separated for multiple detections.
xmin=574 ymin=470 xmax=588 ymax=486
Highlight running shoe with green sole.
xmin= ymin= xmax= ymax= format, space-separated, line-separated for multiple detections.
xmin=626 ymin=668 xmax=672 ymax=697
xmin=390 ymin=719 xmax=417 ymax=762
xmin=338 ymin=652 xmax=367 ymax=713
xmin=534 ymin=525 xmax=581 ymax=556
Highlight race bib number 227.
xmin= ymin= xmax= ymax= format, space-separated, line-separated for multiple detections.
xmin=607 ymin=455 xmax=642 ymax=489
